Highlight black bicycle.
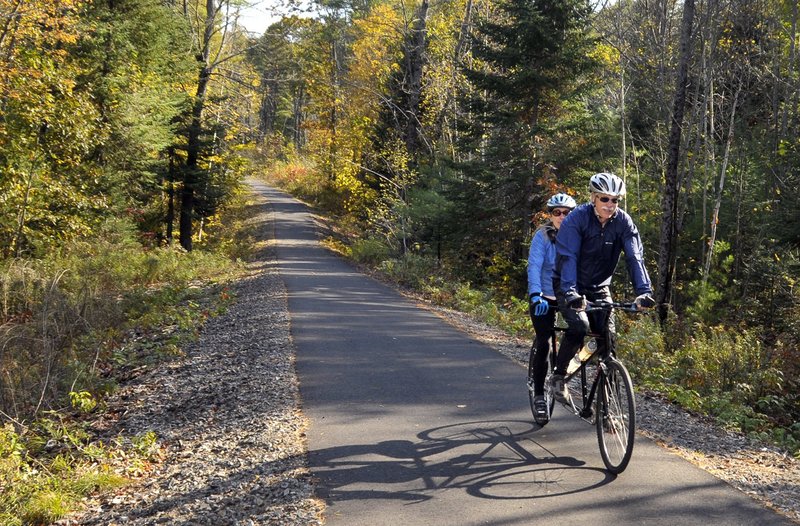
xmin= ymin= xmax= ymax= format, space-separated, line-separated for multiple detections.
xmin=526 ymin=299 xmax=641 ymax=474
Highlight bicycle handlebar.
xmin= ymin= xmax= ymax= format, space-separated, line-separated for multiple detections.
xmin=584 ymin=300 xmax=642 ymax=313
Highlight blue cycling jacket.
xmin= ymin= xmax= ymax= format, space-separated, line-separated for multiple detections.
xmin=527 ymin=225 xmax=556 ymax=297
xmin=554 ymin=203 xmax=652 ymax=297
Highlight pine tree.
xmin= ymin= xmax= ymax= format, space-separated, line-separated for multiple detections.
xmin=451 ymin=0 xmax=598 ymax=271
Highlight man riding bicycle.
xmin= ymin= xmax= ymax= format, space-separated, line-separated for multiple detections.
xmin=551 ymin=172 xmax=655 ymax=403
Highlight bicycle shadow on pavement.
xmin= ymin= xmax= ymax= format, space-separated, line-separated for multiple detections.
xmin=309 ymin=419 xmax=615 ymax=504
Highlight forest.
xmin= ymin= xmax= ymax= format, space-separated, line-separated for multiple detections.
xmin=0 ymin=0 xmax=799 ymax=520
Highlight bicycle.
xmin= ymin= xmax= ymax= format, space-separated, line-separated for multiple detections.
xmin=526 ymin=299 xmax=642 ymax=474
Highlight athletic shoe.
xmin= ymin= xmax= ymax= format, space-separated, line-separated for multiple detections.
xmin=551 ymin=374 xmax=571 ymax=405
xmin=533 ymin=395 xmax=549 ymax=424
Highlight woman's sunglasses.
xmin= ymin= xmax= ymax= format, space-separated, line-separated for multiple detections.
xmin=597 ymin=196 xmax=620 ymax=204
xmin=550 ymin=209 xmax=570 ymax=217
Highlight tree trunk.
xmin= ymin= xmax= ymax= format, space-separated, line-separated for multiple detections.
xmin=703 ymin=79 xmax=742 ymax=282
xmin=292 ymin=85 xmax=306 ymax=147
xmin=432 ymin=0 xmax=472 ymax=142
xmin=656 ymin=0 xmax=695 ymax=324
xmin=774 ymin=0 xmax=798 ymax=195
xmin=179 ymin=64 xmax=212 ymax=251
xmin=403 ymin=0 xmax=429 ymax=158
xmin=258 ymin=74 xmax=278 ymax=142
xmin=179 ymin=0 xmax=217 ymax=251
xmin=166 ymin=148 xmax=176 ymax=244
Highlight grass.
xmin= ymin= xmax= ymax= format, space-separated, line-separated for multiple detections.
xmin=0 ymin=419 xmax=144 ymax=526
xmin=0 ymin=188 xmax=259 ymax=523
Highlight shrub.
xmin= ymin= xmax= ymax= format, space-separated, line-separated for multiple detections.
xmin=351 ymin=238 xmax=391 ymax=265
xmin=378 ymin=253 xmax=438 ymax=289
xmin=616 ymin=314 xmax=670 ymax=387
xmin=671 ymin=326 xmax=771 ymax=404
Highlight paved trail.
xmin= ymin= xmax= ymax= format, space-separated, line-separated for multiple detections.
xmin=256 ymin=180 xmax=792 ymax=526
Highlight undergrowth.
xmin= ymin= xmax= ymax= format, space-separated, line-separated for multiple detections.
xmin=0 ymin=189 xmax=257 ymax=523
xmin=0 ymin=416 xmax=161 ymax=526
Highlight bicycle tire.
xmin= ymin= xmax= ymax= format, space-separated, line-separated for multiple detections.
xmin=528 ymin=348 xmax=555 ymax=426
xmin=596 ymin=359 xmax=636 ymax=474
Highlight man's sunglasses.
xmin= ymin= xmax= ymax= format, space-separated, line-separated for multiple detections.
xmin=597 ymin=196 xmax=621 ymax=204
xmin=550 ymin=209 xmax=570 ymax=217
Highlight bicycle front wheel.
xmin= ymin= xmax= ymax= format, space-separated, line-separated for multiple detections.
xmin=596 ymin=359 xmax=636 ymax=474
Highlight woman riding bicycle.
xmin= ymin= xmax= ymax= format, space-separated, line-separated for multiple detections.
xmin=551 ymin=172 xmax=655 ymax=404
xmin=527 ymin=192 xmax=577 ymax=424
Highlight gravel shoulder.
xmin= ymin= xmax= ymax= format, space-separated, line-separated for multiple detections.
xmin=67 ymin=193 xmax=324 ymax=526
xmin=67 ymin=191 xmax=798 ymax=525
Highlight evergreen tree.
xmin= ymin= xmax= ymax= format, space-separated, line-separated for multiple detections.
xmin=449 ymin=0 xmax=598 ymax=280
xmin=76 ymin=0 xmax=194 ymax=236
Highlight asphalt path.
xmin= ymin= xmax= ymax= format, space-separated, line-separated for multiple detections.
xmin=253 ymin=180 xmax=792 ymax=526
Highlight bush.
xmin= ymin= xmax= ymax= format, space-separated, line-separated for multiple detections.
xmin=616 ymin=314 xmax=670 ymax=387
xmin=671 ymin=326 xmax=771 ymax=403
xmin=351 ymin=238 xmax=391 ymax=265
xmin=378 ymin=253 xmax=438 ymax=289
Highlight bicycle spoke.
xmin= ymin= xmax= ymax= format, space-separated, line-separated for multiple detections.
xmin=596 ymin=360 xmax=636 ymax=474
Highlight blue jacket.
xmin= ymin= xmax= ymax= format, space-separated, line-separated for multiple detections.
xmin=527 ymin=225 xmax=557 ymax=297
xmin=554 ymin=203 xmax=652 ymax=297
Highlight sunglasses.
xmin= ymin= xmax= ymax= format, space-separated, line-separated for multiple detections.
xmin=550 ymin=209 xmax=570 ymax=217
xmin=597 ymin=196 xmax=620 ymax=204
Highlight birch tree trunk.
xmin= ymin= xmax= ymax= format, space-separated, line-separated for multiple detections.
xmin=703 ymin=79 xmax=742 ymax=282
xmin=403 ymin=0 xmax=430 ymax=158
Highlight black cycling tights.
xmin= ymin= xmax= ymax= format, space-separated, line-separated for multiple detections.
xmin=529 ymin=300 xmax=557 ymax=396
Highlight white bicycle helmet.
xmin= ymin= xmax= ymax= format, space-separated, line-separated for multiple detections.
xmin=588 ymin=172 xmax=626 ymax=196
xmin=546 ymin=193 xmax=577 ymax=210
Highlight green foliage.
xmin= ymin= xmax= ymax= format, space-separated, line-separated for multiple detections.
xmin=684 ymin=280 xmax=725 ymax=326
xmin=68 ymin=391 xmax=98 ymax=414
xmin=616 ymin=317 xmax=798 ymax=455
xmin=351 ymin=238 xmax=392 ymax=265
xmin=379 ymin=254 xmax=439 ymax=290
xmin=0 ymin=214 xmax=241 ymax=421
xmin=0 ymin=0 xmax=201 ymax=259
xmin=671 ymin=327 xmax=770 ymax=399
xmin=0 ymin=418 xmax=137 ymax=525
xmin=616 ymin=314 xmax=670 ymax=387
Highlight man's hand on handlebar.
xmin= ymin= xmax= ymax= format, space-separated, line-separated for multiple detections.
xmin=634 ymin=293 xmax=656 ymax=310
xmin=565 ymin=292 xmax=586 ymax=311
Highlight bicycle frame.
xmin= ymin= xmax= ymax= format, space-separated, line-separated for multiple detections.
xmin=549 ymin=325 xmax=602 ymax=422
xmin=550 ymin=301 xmax=637 ymax=419
xmin=530 ymin=299 xmax=641 ymax=473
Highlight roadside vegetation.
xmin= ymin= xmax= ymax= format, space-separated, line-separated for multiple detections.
xmin=0 ymin=191 xmax=256 ymax=525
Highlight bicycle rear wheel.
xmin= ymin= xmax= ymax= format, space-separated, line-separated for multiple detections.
xmin=596 ymin=359 xmax=636 ymax=474
xmin=527 ymin=347 xmax=555 ymax=426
